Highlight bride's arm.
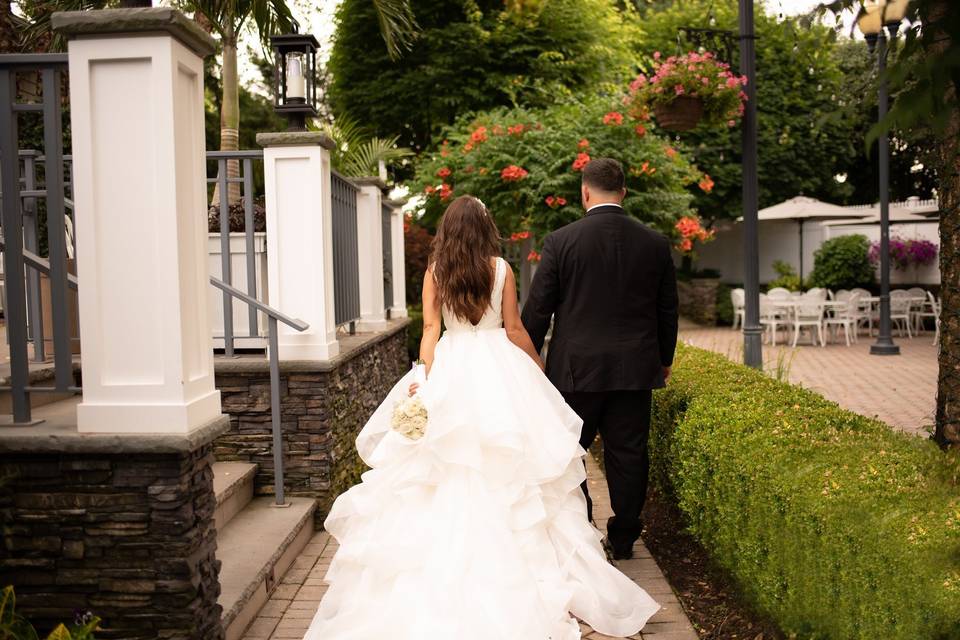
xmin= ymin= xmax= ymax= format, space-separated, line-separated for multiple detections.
xmin=419 ymin=266 xmax=442 ymax=375
xmin=502 ymin=268 xmax=545 ymax=371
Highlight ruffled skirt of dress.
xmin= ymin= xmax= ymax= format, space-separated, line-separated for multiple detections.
xmin=302 ymin=328 xmax=658 ymax=639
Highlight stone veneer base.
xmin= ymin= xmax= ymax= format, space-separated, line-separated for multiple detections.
xmin=213 ymin=319 xmax=410 ymax=528
xmin=0 ymin=414 xmax=230 ymax=639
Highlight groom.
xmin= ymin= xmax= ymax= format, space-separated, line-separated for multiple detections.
xmin=521 ymin=157 xmax=679 ymax=560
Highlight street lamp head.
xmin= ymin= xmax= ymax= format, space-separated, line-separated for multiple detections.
xmin=856 ymin=3 xmax=883 ymax=37
xmin=270 ymin=28 xmax=320 ymax=131
xmin=880 ymin=0 xmax=910 ymax=26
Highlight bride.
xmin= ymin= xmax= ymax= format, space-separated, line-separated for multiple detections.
xmin=303 ymin=195 xmax=658 ymax=639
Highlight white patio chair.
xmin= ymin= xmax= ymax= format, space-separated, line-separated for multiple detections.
xmin=889 ymin=291 xmax=913 ymax=338
xmin=767 ymin=287 xmax=792 ymax=299
xmin=825 ymin=292 xmax=861 ymax=346
xmin=913 ymin=290 xmax=940 ymax=338
xmin=906 ymin=287 xmax=928 ymax=333
xmin=731 ymin=288 xmax=745 ymax=330
xmin=790 ymin=298 xmax=825 ymax=347
xmin=834 ymin=289 xmax=851 ymax=303
xmin=759 ymin=293 xmax=787 ymax=346
xmin=850 ymin=288 xmax=873 ymax=335
xmin=806 ymin=287 xmax=827 ymax=300
xmin=933 ymin=294 xmax=942 ymax=346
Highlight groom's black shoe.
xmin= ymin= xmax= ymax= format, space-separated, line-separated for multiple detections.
xmin=610 ymin=542 xmax=634 ymax=561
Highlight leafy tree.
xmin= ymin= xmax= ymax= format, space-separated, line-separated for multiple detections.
xmin=633 ymin=0 xmax=917 ymax=224
xmin=814 ymin=0 xmax=959 ymax=447
xmin=179 ymin=0 xmax=295 ymax=204
xmin=328 ymin=0 xmax=643 ymax=154
xmin=410 ymin=95 xmax=701 ymax=244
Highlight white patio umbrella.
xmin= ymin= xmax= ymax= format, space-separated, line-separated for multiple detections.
xmin=743 ymin=196 xmax=871 ymax=279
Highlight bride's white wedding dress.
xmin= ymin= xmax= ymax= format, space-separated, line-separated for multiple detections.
xmin=303 ymin=258 xmax=658 ymax=639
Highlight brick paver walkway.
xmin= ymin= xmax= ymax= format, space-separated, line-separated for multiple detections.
xmin=680 ymin=321 xmax=937 ymax=436
xmin=241 ymin=455 xmax=697 ymax=640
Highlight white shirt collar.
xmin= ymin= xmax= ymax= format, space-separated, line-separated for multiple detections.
xmin=585 ymin=202 xmax=624 ymax=214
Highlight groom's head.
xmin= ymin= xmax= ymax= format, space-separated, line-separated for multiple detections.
xmin=581 ymin=158 xmax=626 ymax=211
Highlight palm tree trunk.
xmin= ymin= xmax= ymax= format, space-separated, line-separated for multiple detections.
xmin=931 ymin=0 xmax=960 ymax=447
xmin=211 ymin=21 xmax=241 ymax=211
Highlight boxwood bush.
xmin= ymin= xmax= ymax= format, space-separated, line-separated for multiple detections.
xmin=651 ymin=345 xmax=960 ymax=639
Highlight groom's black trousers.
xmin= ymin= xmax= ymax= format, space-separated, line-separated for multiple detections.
xmin=562 ymin=390 xmax=652 ymax=551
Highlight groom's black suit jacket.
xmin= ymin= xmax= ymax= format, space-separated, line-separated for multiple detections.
xmin=521 ymin=204 xmax=679 ymax=392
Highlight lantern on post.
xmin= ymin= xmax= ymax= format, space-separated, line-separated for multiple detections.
xmin=270 ymin=26 xmax=319 ymax=131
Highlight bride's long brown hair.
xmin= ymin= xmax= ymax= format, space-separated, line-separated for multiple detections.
xmin=431 ymin=196 xmax=502 ymax=324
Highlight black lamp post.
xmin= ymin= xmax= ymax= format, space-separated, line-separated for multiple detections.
xmin=270 ymin=27 xmax=320 ymax=131
xmin=739 ymin=0 xmax=762 ymax=369
xmin=858 ymin=0 xmax=908 ymax=356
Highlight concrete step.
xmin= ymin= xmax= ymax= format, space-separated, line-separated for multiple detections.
xmin=212 ymin=462 xmax=257 ymax=531
xmin=218 ymin=496 xmax=317 ymax=640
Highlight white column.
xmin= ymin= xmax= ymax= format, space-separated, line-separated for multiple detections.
xmin=389 ymin=203 xmax=408 ymax=318
xmin=257 ymin=132 xmax=340 ymax=360
xmin=354 ymin=179 xmax=387 ymax=332
xmin=57 ymin=8 xmax=222 ymax=433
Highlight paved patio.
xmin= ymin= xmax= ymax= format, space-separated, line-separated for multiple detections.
xmin=680 ymin=320 xmax=937 ymax=436
xmin=240 ymin=455 xmax=698 ymax=640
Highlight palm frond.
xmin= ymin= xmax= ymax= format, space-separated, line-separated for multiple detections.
xmin=371 ymin=0 xmax=418 ymax=61
xmin=341 ymin=135 xmax=413 ymax=177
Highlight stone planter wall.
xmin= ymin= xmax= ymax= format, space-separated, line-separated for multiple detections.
xmin=213 ymin=320 xmax=409 ymax=527
xmin=0 ymin=418 xmax=229 ymax=640
xmin=677 ymin=277 xmax=721 ymax=326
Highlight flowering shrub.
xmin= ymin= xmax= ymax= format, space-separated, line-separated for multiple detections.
xmin=411 ymin=95 xmax=703 ymax=245
xmin=869 ymin=237 xmax=939 ymax=270
xmin=629 ymin=51 xmax=748 ymax=128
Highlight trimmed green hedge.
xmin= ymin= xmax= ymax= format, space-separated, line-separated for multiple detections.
xmin=651 ymin=344 xmax=960 ymax=639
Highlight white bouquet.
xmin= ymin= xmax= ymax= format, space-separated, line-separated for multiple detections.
xmin=391 ymin=362 xmax=428 ymax=440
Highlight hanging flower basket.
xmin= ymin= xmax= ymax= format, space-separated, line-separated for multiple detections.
xmin=654 ymin=96 xmax=704 ymax=132
xmin=628 ymin=51 xmax=748 ymax=132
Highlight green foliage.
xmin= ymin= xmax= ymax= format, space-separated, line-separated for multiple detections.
xmin=767 ymin=259 xmax=803 ymax=291
xmin=634 ymin=0 xmax=895 ymax=221
xmin=410 ymin=96 xmax=700 ymax=242
xmin=0 ymin=586 xmax=100 ymax=640
xmin=808 ymin=234 xmax=875 ymax=290
xmin=317 ymin=117 xmax=413 ymax=178
xmin=650 ymin=345 xmax=960 ymax=639
xmin=328 ymin=0 xmax=643 ymax=152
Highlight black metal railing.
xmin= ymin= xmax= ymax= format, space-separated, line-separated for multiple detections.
xmin=331 ymin=170 xmax=360 ymax=331
xmin=382 ymin=201 xmax=394 ymax=314
xmin=210 ymin=276 xmax=307 ymax=506
xmin=503 ymin=235 xmax=535 ymax=308
xmin=0 ymin=53 xmax=78 ymax=424
xmin=206 ymin=150 xmax=266 ymax=356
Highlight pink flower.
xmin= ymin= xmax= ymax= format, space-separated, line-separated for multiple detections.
xmin=727 ymin=120 xmax=736 ymax=127
xmin=675 ymin=85 xmax=685 ymax=96
xmin=572 ymin=152 xmax=591 ymax=171
xmin=578 ymin=138 xmax=590 ymax=149
xmin=701 ymin=77 xmax=710 ymax=85
xmin=653 ymin=51 xmax=661 ymax=60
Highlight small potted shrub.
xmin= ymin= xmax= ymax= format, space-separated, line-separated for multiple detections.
xmin=629 ymin=51 xmax=748 ymax=132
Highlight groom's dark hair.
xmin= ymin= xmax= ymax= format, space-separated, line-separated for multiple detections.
xmin=582 ymin=158 xmax=625 ymax=193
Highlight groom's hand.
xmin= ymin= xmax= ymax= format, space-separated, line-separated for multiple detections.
xmin=662 ymin=366 xmax=672 ymax=382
